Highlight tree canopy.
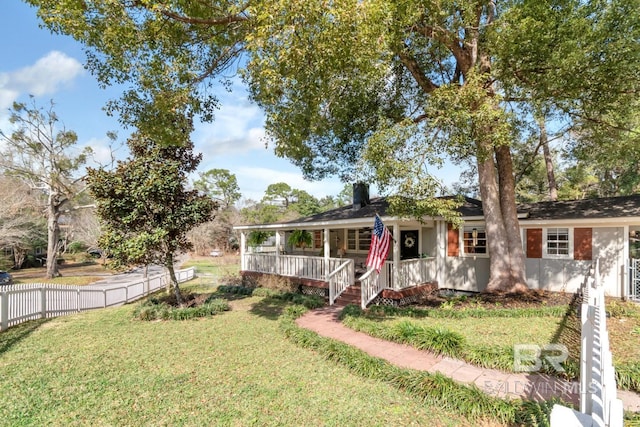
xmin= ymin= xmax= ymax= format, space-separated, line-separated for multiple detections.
xmin=26 ymin=0 xmax=640 ymax=292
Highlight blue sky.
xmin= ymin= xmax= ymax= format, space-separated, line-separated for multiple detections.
xmin=1 ymin=1 xmax=461 ymax=203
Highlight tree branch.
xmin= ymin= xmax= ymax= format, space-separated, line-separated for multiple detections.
xmin=157 ymin=8 xmax=248 ymax=26
xmin=397 ymin=47 xmax=439 ymax=94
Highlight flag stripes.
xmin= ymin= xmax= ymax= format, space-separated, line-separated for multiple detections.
xmin=366 ymin=215 xmax=392 ymax=273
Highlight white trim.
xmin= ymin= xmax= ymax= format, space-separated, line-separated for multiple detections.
xmin=459 ymin=225 xmax=489 ymax=258
xmin=543 ymin=227 xmax=573 ymax=259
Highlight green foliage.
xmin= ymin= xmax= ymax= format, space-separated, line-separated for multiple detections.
xmin=287 ymin=230 xmax=313 ymax=250
xmin=133 ymin=294 xmax=230 ymax=321
xmin=366 ymin=303 xmax=568 ymax=319
xmin=87 ymin=133 xmax=216 ymax=271
xmin=343 ymin=304 xmax=574 ymax=373
xmin=247 ymin=231 xmax=272 ymax=248
xmin=615 ymin=363 xmax=640 ymax=393
xmin=193 ymin=168 xmax=241 ymax=209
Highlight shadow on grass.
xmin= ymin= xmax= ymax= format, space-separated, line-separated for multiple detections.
xmin=550 ymin=293 xmax=582 ymax=364
xmin=0 ymin=318 xmax=51 ymax=356
xmin=249 ymin=297 xmax=287 ymax=321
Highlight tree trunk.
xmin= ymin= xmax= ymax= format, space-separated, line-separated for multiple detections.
xmin=166 ymin=252 xmax=183 ymax=306
xmin=13 ymin=246 xmax=26 ymax=270
xmin=537 ymin=117 xmax=558 ymax=201
xmin=46 ymin=192 xmax=61 ymax=279
xmin=476 ymin=144 xmax=513 ymax=292
xmin=495 ymin=145 xmax=529 ymax=293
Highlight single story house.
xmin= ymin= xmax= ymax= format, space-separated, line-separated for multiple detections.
xmin=234 ymin=186 xmax=640 ymax=308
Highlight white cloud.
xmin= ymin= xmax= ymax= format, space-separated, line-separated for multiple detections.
xmin=11 ymin=51 xmax=84 ymax=96
xmin=0 ymin=51 xmax=84 ymax=122
xmin=194 ymin=93 xmax=267 ymax=156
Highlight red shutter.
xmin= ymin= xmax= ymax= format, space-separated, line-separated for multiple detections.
xmin=447 ymin=223 xmax=459 ymax=257
xmin=574 ymin=228 xmax=592 ymax=260
xmin=526 ymin=228 xmax=542 ymax=259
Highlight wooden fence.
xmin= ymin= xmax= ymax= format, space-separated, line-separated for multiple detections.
xmin=550 ymin=260 xmax=623 ymax=427
xmin=0 ymin=267 xmax=195 ymax=332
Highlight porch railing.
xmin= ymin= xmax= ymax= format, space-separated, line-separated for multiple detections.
xmin=392 ymin=257 xmax=437 ymax=289
xmin=243 ymin=253 xmax=347 ymax=282
xmin=628 ymin=258 xmax=640 ymax=301
xmin=360 ymin=257 xmax=436 ymax=309
xmin=329 ymin=259 xmax=355 ymax=305
xmin=360 ymin=267 xmax=388 ymax=309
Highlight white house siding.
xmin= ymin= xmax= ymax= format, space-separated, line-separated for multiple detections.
xmin=525 ymin=259 xmax=592 ymax=293
xmin=422 ymin=227 xmax=437 ymax=258
xmin=443 ymin=257 xmax=490 ymax=292
xmin=523 ymin=227 xmax=623 ymax=297
xmin=593 ymin=227 xmax=625 ymax=297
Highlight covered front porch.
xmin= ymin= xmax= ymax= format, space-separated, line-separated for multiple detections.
xmin=236 ymin=215 xmax=446 ymax=308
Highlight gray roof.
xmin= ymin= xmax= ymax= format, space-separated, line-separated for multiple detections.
xmin=240 ymin=194 xmax=640 ymax=229
xmin=285 ymin=194 xmax=640 ymax=224
xmin=519 ymin=194 xmax=640 ymax=221
xmin=280 ymin=196 xmax=485 ymax=225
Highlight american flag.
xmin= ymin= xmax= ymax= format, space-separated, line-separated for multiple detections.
xmin=366 ymin=215 xmax=392 ymax=273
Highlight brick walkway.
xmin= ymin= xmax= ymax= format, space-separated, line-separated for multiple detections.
xmin=296 ymin=305 xmax=640 ymax=412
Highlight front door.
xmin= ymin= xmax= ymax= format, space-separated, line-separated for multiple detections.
xmin=400 ymin=230 xmax=419 ymax=260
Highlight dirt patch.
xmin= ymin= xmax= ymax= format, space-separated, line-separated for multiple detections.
xmin=415 ymin=289 xmax=576 ymax=310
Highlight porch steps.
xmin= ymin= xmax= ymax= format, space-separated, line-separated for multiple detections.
xmin=334 ymin=284 xmax=361 ymax=306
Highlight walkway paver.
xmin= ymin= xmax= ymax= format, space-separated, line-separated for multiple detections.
xmin=295 ymin=305 xmax=640 ymax=412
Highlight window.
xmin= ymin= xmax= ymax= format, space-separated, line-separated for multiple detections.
xmin=545 ymin=228 xmax=570 ymax=257
xmin=313 ymin=230 xmax=323 ymax=249
xmin=347 ymin=229 xmax=356 ymax=251
xmin=462 ymin=226 xmax=487 ymax=255
xmin=358 ymin=228 xmax=372 ymax=251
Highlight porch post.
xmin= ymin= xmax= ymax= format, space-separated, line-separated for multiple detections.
xmin=324 ymin=228 xmax=332 ymax=302
xmin=393 ymin=222 xmax=400 ymax=290
xmin=623 ymin=225 xmax=629 ymax=299
xmin=437 ymin=221 xmax=446 ymax=289
xmin=275 ymin=231 xmax=281 ymax=275
xmin=240 ymin=231 xmax=246 ymax=272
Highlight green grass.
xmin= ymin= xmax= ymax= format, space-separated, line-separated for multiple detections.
xmin=0 ymin=284 xmax=475 ymax=427
xmin=181 ymin=256 xmax=240 ymax=278
xmin=340 ymin=304 xmax=576 ymax=374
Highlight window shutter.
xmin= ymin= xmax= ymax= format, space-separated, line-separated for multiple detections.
xmin=574 ymin=228 xmax=592 ymax=260
xmin=526 ymin=228 xmax=542 ymax=258
xmin=447 ymin=223 xmax=459 ymax=257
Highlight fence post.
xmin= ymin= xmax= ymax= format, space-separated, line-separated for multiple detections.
xmin=103 ymin=289 xmax=107 ymax=308
xmin=77 ymin=289 xmax=81 ymax=312
xmin=41 ymin=287 xmax=47 ymax=319
xmin=0 ymin=291 xmax=8 ymax=331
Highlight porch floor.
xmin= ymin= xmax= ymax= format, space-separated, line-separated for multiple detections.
xmin=295 ymin=305 xmax=640 ymax=412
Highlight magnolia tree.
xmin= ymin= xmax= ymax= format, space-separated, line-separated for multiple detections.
xmin=87 ymin=128 xmax=217 ymax=305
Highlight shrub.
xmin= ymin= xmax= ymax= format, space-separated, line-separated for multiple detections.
xmin=133 ymin=294 xmax=229 ymax=321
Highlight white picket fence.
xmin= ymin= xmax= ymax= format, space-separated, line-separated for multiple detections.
xmin=0 ymin=267 xmax=195 ymax=332
xmin=550 ymin=260 xmax=623 ymax=427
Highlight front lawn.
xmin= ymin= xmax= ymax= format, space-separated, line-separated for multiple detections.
xmin=0 ymin=282 xmax=474 ymax=427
